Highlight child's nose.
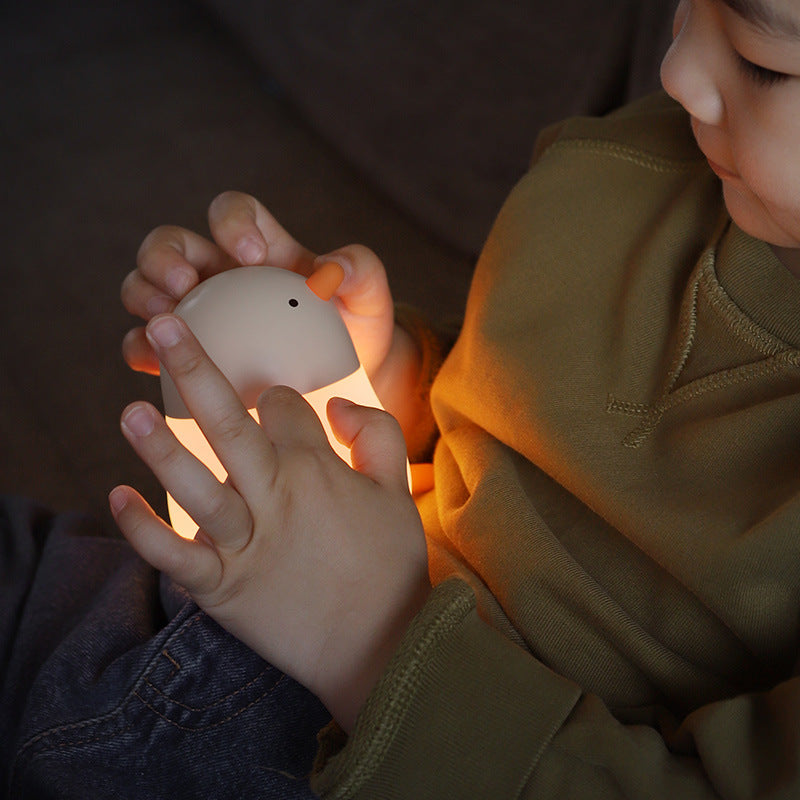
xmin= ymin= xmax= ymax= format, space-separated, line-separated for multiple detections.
xmin=660 ymin=4 xmax=725 ymax=127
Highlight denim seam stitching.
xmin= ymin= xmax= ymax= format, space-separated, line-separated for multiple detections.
xmin=146 ymin=611 xmax=280 ymax=709
xmin=13 ymin=606 xmax=205 ymax=758
xmin=131 ymin=678 xmax=284 ymax=731
xmin=139 ymin=667 xmax=283 ymax=712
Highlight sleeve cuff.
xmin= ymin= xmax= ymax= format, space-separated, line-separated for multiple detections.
xmin=312 ymin=578 xmax=582 ymax=799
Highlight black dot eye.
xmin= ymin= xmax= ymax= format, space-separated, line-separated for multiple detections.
xmin=288 ymin=298 xmax=299 ymax=308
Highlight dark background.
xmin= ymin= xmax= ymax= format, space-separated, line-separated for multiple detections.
xmin=0 ymin=0 xmax=674 ymax=531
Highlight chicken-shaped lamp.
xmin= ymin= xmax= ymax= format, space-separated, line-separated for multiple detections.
xmin=161 ymin=263 xmax=406 ymax=539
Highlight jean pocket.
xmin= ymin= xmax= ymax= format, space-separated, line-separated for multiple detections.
xmin=11 ymin=605 xmax=329 ymax=799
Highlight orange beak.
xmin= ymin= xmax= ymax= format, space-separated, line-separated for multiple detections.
xmin=305 ymin=261 xmax=345 ymax=301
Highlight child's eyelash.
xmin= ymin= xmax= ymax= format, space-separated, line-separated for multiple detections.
xmin=736 ymin=53 xmax=790 ymax=87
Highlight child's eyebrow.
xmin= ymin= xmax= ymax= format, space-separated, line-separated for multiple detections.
xmin=719 ymin=0 xmax=800 ymax=39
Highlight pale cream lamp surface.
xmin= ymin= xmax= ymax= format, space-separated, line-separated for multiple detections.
xmin=161 ymin=263 xmax=400 ymax=539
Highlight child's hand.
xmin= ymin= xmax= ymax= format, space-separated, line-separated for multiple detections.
xmin=109 ymin=314 xmax=431 ymax=732
xmin=121 ymin=191 xmax=396 ymax=384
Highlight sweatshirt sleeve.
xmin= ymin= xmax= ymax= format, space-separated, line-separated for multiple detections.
xmin=312 ymin=579 xmax=800 ymax=800
xmin=311 ymin=578 xmax=581 ymax=798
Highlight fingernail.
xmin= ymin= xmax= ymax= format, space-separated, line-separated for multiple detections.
xmin=121 ymin=405 xmax=155 ymax=437
xmin=147 ymin=316 xmax=183 ymax=348
xmin=314 ymin=252 xmax=351 ymax=277
xmin=108 ymin=487 xmax=128 ymax=515
xmin=236 ymin=235 xmax=266 ymax=265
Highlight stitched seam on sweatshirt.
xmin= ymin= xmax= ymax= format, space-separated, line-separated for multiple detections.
xmin=665 ymin=254 xmax=704 ymax=395
xmin=607 ymin=245 xmax=800 ymax=447
xmin=544 ymin=139 xmax=705 ymax=174
xmin=606 ymin=250 xmax=704 ymax=446
xmin=699 ymin=258 xmax=795 ymax=356
xmin=609 ymin=354 xmax=798 ymax=447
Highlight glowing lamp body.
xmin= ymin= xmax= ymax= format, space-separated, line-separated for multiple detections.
xmin=161 ymin=265 xmax=398 ymax=539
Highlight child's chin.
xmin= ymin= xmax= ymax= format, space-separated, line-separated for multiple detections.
xmin=722 ymin=185 xmax=798 ymax=249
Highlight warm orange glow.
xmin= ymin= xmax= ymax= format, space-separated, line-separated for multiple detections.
xmin=166 ymin=365 xmax=411 ymax=539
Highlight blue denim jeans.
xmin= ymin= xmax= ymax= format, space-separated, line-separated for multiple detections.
xmin=1 ymin=497 xmax=331 ymax=799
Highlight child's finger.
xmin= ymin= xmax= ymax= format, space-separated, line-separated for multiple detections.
xmin=109 ymin=485 xmax=222 ymax=595
xmin=310 ymin=245 xmax=395 ymax=377
xmin=313 ymin=245 xmax=391 ymax=319
xmin=255 ymin=385 xmax=332 ymax=452
xmin=327 ymin=398 xmax=410 ymax=493
xmin=120 ymin=402 xmax=253 ymax=547
xmin=135 ymin=225 xmax=235 ymax=299
xmin=207 ymin=191 xmax=317 ymax=275
xmin=121 ymin=327 xmax=160 ymax=375
xmin=145 ymin=314 xmax=278 ymax=504
xmin=120 ymin=269 xmax=178 ymax=320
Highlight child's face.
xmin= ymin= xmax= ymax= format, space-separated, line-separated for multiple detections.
xmin=661 ymin=0 xmax=800 ymax=253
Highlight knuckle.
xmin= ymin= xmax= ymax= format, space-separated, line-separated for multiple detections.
xmin=266 ymin=384 xmax=302 ymax=404
xmin=369 ymin=414 xmax=403 ymax=448
xmin=137 ymin=227 xmax=192 ymax=282
xmin=361 ymin=404 xmax=401 ymax=435
xmin=258 ymin=384 xmax=302 ymax=413
xmin=213 ymin=406 xmax=250 ymax=445
xmin=160 ymin=542 xmax=206 ymax=592
xmin=201 ymin=566 xmax=250 ymax=612
xmin=137 ymin=225 xmax=180 ymax=261
xmin=149 ymin=426 xmax=186 ymax=469
xmin=345 ymin=243 xmax=377 ymax=262
xmin=196 ymin=483 xmax=230 ymax=529
xmin=351 ymin=407 xmax=406 ymax=458
xmin=209 ymin=190 xmax=254 ymax=222
xmin=169 ymin=346 xmax=206 ymax=380
xmin=343 ymin=244 xmax=383 ymax=276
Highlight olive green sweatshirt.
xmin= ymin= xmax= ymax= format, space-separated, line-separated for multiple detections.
xmin=314 ymin=92 xmax=800 ymax=799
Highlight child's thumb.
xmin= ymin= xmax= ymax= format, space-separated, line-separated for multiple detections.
xmin=327 ymin=398 xmax=410 ymax=493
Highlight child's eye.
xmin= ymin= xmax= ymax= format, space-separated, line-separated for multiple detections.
xmin=736 ymin=53 xmax=790 ymax=87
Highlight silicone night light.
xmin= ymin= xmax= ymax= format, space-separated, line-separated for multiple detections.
xmin=161 ymin=262 xmax=405 ymax=539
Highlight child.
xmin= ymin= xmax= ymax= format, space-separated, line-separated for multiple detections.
xmin=8 ymin=0 xmax=800 ymax=796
